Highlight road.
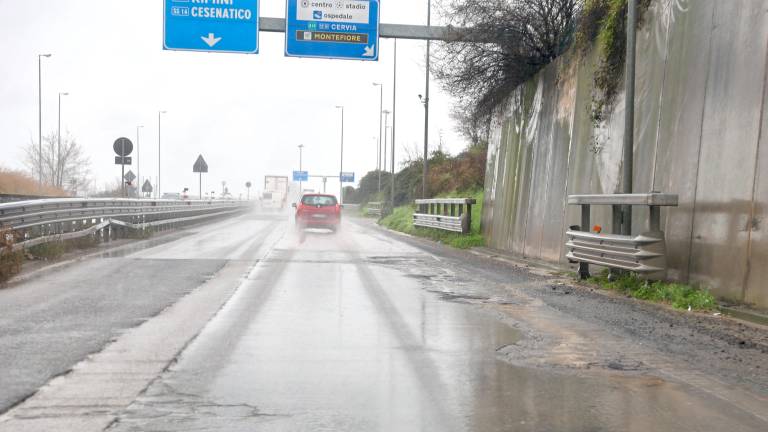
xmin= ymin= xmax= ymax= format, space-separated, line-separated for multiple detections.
xmin=0 ymin=211 xmax=766 ymax=431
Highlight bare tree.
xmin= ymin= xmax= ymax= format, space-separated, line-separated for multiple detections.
xmin=434 ymin=0 xmax=581 ymax=122
xmin=24 ymin=131 xmax=91 ymax=195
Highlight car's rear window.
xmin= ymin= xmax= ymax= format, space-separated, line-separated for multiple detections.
xmin=302 ymin=195 xmax=337 ymax=206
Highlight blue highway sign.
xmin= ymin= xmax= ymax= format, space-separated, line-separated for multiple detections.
xmin=340 ymin=172 xmax=355 ymax=183
xmin=293 ymin=171 xmax=309 ymax=182
xmin=285 ymin=0 xmax=380 ymax=61
xmin=164 ymin=0 xmax=260 ymax=54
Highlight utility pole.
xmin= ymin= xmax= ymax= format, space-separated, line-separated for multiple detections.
xmin=422 ymin=0 xmax=431 ymax=199
xmin=335 ymin=105 xmax=345 ymax=204
xmin=137 ymin=125 xmax=143 ymax=198
xmin=622 ymin=0 xmax=637 ymax=236
xmin=38 ymin=54 xmax=51 ymax=189
xmin=383 ymin=110 xmax=391 ymax=192
xmin=373 ymin=82 xmax=384 ymax=194
xmin=57 ymin=91 xmax=68 ymax=187
xmin=391 ymin=39 xmax=398 ymax=211
xmin=157 ymin=110 xmax=166 ymax=199
xmin=298 ymin=144 xmax=304 ymax=194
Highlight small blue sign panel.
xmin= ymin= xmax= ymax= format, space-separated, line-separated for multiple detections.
xmin=285 ymin=0 xmax=379 ymax=61
xmin=164 ymin=0 xmax=260 ymax=54
xmin=293 ymin=171 xmax=309 ymax=182
xmin=340 ymin=172 xmax=355 ymax=183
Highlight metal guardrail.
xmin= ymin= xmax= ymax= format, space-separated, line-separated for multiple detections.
xmin=566 ymin=192 xmax=678 ymax=278
xmin=0 ymin=193 xmax=64 ymax=203
xmin=0 ymin=198 xmax=251 ymax=251
xmin=365 ymin=202 xmax=383 ymax=217
xmin=413 ymin=198 xmax=476 ymax=234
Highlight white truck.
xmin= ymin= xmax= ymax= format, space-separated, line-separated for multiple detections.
xmin=261 ymin=175 xmax=289 ymax=210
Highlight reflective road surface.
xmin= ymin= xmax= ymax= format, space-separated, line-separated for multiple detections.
xmin=1 ymin=212 xmax=766 ymax=431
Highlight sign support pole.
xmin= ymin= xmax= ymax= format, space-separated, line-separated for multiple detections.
xmin=121 ymin=140 xmax=126 ymax=198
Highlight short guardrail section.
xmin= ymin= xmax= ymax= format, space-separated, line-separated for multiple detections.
xmin=0 ymin=198 xmax=251 ymax=251
xmin=566 ymin=193 xmax=678 ymax=279
xmin=365 ymin=202 xmax=383 ymax=217
xmin=413 ymin=198 xmax=476 ymax=234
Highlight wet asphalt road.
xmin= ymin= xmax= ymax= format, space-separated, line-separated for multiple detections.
xmin=0 ymin=214 xmax=279 ymax=413
xmin=2 ymin=212 xmax=767 ymax=431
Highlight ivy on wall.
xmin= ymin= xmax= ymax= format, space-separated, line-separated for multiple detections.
xmin=576 ymin=0 xmax=653 ymax=125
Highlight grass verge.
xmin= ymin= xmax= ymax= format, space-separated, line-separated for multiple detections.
xmin=588 ymin=270 xmax=717 ymax=311
xmin=379 ymin=190 xmax=485 ymax=249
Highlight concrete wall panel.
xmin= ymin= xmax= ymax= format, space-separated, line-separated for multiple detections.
xmin=745 ymin=20 xmax=768 ymax=307
xmin=688 ymin=1 xmax=768 ymax=298
xmin=482 ymin=0 xmax=768 ymax=307
xmin=650 ymin=0 xmax=716 ymax=281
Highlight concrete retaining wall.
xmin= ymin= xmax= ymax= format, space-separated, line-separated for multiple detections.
xmin=482 ymin=0 xmax=768 ymax=308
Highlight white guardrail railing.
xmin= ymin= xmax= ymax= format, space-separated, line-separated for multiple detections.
xmin=0 ymin=198 xmax=252 ymax=251
xmin=566 ymin=193 xmax=678 ymax=279
xmin=365 ymin=202 xmax=383 ymax=217
xmin=413 ymin=198 xmax=476 ymax=234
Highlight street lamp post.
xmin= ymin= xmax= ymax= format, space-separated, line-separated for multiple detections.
xmin=38 ymin=53 xmax=51 ymax=188
xmin=372 ymin=137 xmax=378 ymax=175
xmin=382 ymin=110 xmax=391 ymax=181
xmin=422 ymin=0 xmax=432 ymax=199
xmin=137 ymin=125 xmax=144 ymax=198
xmin=373 ymin=82 xmax=383 ymax=194
xmin=57 ymin=91 xmax=68 ymax=188
xmin=335 ymin=105 xmax=344 ymax=204
xmin=622 ymin=0 xmax=638 ymax=236
xmin=158 ymin=110 xmax=166 ymax=199
xmin=391 ymin=39 xmax=398 ymax=211
xmin=298 ymin=144 xmax=304 ymax=194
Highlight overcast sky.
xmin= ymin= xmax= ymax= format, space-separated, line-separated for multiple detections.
xmin=0 ymin=0 xmax=465 ymax=198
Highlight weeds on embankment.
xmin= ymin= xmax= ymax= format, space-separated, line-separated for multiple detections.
xmin=378 ymin=190 xmax=485 ymax=250
xmin=588 ymin=270 xmax=717 ymax=311
xmin=0 ymin=228 xmax=23 ymax=283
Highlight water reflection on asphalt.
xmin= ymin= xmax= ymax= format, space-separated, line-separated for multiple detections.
xmin=111 ymin=220 xmax=768 ymax=432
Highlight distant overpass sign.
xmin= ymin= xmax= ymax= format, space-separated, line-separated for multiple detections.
xmin=285 ymin=0 xmax=380 ymax=60
xmin=293 ymin=171 xmax=309 ymax=182
xmin=340 ymin=172 xmax=355 ymax=183
xmin=163 ymin=0 xmax=260 ymax=54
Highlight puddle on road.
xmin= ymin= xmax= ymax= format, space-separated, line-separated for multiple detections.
xmin=109 ymin=237 xmax=767 ymax=432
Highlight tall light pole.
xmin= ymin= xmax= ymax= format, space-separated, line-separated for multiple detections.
xmin=335 ymin=105 xmax=344 ymax=204
xmin=373 ymin=82 xmax=384 ymax=193
xmin=298 ymin=144 xmax=304 ymax=195
xmin=391 ymin=39 xmax=398 ymax=210
xmin=422 ymin=0 xmax=432 ymax=199
xmin=38 ymin=53 xmax=51 ymax=188
xmin=137 ymin=125 xmax=144 ymax=197
xmin=382 ymin=110 xmax=391 ymax=184
xmin=157 ymin=110 xmax=166 ymax=198
xmin=57 ymin=91 xmax=68 ymax=188
xmin=372 ymin=137 xmax=378 ymax=174
xmin=622 ymin=0 xmax=638 ymax=236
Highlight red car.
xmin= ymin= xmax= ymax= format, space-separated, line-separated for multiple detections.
xmin=293 ymin=194 xmax=342 ymax=232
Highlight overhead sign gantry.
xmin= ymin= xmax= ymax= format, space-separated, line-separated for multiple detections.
xmin=285 ymin=0 xmax=380 ymax=61
xmin=163 ymin=0 xmax=260 ymax=54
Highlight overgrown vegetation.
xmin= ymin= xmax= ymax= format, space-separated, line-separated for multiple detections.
xmin=588 ymin=270 xmax=717 ymax=311
xmin=0 ymin=228 xmax=23 ymax=283
xmin=346 ymin=141 xmax=488 ymax=207
xmin=434 ymin=0 xmax=581 ymax=124
xmin=28 ymin=241 xmax=67 ymax=260
xmin=0 ymin=167 xmax=68 ymax=197
xmin=23 ymin=131 xmax=91 ymax=194
xmin=575 ymin=0 xmax=652 ymax=124
xmin=379 ymin=190 xmax=485 ymax=249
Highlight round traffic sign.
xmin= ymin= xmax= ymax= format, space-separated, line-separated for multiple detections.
xmin=113 ymin=137 xmax=134 ymax=156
